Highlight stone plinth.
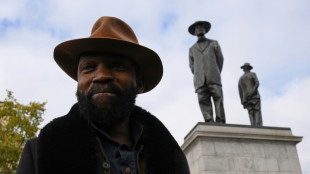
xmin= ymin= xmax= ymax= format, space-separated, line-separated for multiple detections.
xmin=181 ymin=123 xmax=303 ymax=174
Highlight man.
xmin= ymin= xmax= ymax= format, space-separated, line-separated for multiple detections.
xmin=17 ymin=16 xmax=190 ymax=174
xmin=188 ymin=21 xmax=225 ymax=123
xmin=238 ymin=63 xmax=263 ymax=126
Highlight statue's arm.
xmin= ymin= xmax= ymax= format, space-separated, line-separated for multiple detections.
xmin=248 ymin=73 xmax=260 ymax=97
xmin=252 ymin=73 xmax=260 ymax=91
xmin=189 ymin=49 xmax=194 ymax=74
xmin=238 ymin=81 xmax=244 ymax=104
xmin=214 ymin=41 xmax=224 ymax=72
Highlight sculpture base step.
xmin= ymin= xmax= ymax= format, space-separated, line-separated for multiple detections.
xmin=181 ymin=123 xmax=302 ymax=174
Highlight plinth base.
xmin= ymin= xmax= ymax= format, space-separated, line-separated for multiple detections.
xmin=181 ymin=123 xmax=302 ymax=174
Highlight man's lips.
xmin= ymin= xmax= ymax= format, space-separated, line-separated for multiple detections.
xmin=92 ymin=92 xmax=116 ymax=97
xmin=90 ymin=88 xmax=119 ymax=97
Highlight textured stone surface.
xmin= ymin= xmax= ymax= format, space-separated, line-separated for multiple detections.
xmin=229 ymin=172 xmax=244 ymax=174
xmin=193 ymin=139 xmax=203 ymax=161
xmin=235 ymin=157 xmax=255 ymax=171
xmin=243 ymin=142 xmax=265 ymax=158
xmin=201 ymin=139 xmax=216 ymax=156
xmin=189 ymin=161 xmax=199 ymax=174
xmin=254 ymin=158 xmax=278 ymax=172
xmin=200 ymin=171 xmax=230 ymax=174
xmin=199 ymin=156 xmax=230 ymax=171
xmin=241 ymin=172 xmax=269 ymax=174
xmin=285 ymin=144 xmax=299 ymax=159
xmin=278 ymin=158 xmax=302 ymax=173
xmin=182 ymin=123 xmax=303 ymax=174
xmin=263 ymin=143 xmax=288 ymax=159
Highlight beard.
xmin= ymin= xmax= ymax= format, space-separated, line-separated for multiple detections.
xmin=76 ymin=83 xmax=137 ymax=130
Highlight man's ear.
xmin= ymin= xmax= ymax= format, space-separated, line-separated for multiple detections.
xmin=136 ymin=75 xmax=144 ymax=94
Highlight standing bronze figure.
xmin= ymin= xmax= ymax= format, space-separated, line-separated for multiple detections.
xmin=238 ymin=63 xmax=263 ymax=126
xmin=188 ymin=21 xmax=225 ymax=123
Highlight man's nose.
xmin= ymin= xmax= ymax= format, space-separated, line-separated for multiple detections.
xmin=92 ymin=64 xmax=113 ymax=83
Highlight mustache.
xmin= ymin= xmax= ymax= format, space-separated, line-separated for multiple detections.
xmin=87 ymin=83 xmax=123 ymax=97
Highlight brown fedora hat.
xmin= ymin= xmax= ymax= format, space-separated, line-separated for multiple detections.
xmin=188 ymin=21 xmax=211 ymax=35
xmin=54 ymin=16 xmax=163 ymax=93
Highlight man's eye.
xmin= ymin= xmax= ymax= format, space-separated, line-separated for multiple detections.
xmin=81 ymin=64 xmax=93 ymax=71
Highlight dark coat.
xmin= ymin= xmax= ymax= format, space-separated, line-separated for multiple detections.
xmin=189 ymin=38 xmax=224 ymax=91
xmin=238 ymin=72 xmax=260 ymax=106
xmin=17 ymin=104 xmax=190 ymax=174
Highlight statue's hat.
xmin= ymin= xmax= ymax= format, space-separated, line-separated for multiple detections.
xmin=188 ymin=21 xmax=211 ymax=35
xmin=54 ymin=16 xmax=163 ymax=93
xmin=241 ymin=63 xmax=253 ymax=70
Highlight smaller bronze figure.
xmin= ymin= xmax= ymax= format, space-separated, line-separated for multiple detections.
xmin=238 ymin=63 xmax=263 ymax=126
xmin=188 ymin=21 xmax=225 ymax=123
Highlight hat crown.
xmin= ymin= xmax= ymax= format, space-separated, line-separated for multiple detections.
xmin=241 ymin=62 xmax=253 ymax=69
xmin=90 ymin=16 xmax=139 ymax=44
xmin=243 ymin=63 xmax=251 ymax=66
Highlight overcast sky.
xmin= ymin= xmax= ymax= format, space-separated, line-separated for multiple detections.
xmin=1 ymin=0 xmax=309 ymax=173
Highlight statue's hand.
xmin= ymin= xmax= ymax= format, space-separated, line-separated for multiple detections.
xmin=249 ymin=90 xmax=256 ymax=97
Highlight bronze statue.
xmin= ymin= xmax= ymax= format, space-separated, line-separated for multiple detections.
xmin=188 ymin=21 xmax=225 ymax=123
xmin=238 ymin=63 xmax=263 ymax=126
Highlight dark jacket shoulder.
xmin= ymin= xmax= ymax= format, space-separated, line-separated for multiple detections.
xmin=18 ymin=104 xmax=190 ymax=174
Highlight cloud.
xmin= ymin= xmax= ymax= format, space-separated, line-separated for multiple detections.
xmin=263 ymin=77 xmax=310 ymax=126
xmin=0 ymin=0 xmax=28 ymax=20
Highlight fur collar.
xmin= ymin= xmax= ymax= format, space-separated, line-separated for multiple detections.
xmin=37 ymin=104 xmax=189 ymax=174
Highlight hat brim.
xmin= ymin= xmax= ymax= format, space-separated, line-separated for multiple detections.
xmin=54 ymin=38 xmax=163 ymax=93
xmin=188 ymin=21 xmax=211 ymax=35
xmin=241 ymin=65 xmax=253 ymax=70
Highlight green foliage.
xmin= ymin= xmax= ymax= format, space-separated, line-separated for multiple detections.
xmin=0 ymin=90 xmax=46 ymax=174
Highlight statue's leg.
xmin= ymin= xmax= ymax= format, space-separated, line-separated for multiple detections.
xmin=248 ymin=108 xmax=254 ymax=126
xmin=197 ymin=87 xmax=214 ymax=122
xmin=253 ymin=100 xmax=263 ymax=126
xmin=209 ymin=84 xmax=225 ymax=123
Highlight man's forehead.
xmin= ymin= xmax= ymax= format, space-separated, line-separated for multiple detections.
xmin=78 ymin=52 xmax=140 ymax=73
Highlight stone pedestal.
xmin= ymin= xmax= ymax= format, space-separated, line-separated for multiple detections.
xmin=181 ymin=123 xmax=303 ymax=174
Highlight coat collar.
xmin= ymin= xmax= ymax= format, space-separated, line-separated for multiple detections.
xmin=193 ymin=38 xmax=213 ymax=52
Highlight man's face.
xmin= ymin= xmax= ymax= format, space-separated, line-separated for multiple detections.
xmin=77 ymin=52 xmax=143 ymax=108
xmin=76 ymin=52 xmax=144 ymax=129
xmin=194 ymin=24 xmax=206 ymax=36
